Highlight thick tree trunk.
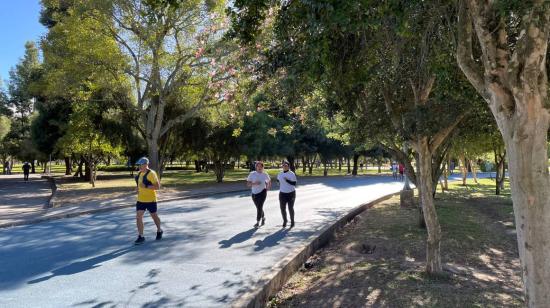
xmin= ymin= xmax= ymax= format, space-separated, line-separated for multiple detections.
xmin=501 ymin=108 xmax=550 ymax=307
xmin=347 ymin=157 xmax=351 ymax=174
xmin=74 ymin=158 xmax=84 ymax=178
xmin=302 ymin=156 xmax=307 ymax=174
xmin=31 ymin=160 xmax=35 ymax=174
xmin=147 ymin=137 xmax=160 ymax=174
xmin=64 ymin=157 xmax=72 ymax=175
xmin=416 ymin=138 xmax=442 ymax=274
xmin=457 ymin=4 xmax=550 ymax=304
xmin=287 ymin=156 xmax=296 ymax=172
xmin=214 ymin=160 xmax=224 ymax=183
xmin=352 ymin=153 xmax=359 ymax=176
xmin=323 ymin=163 xmax=328 ymax=177
xmin=84 ymin=161 xmax=91 ymax=182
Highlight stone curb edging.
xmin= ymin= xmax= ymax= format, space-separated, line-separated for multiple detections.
xmin=0 ymin=188 xmax=250 ymax=229
xmin=231 ymin=191 xmax=400 ymax=308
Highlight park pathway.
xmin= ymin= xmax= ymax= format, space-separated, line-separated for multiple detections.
xmin=0 ymin=175 xmax=407 ymax=307
xmin=0 ymin=174 xmax=52 ymax=226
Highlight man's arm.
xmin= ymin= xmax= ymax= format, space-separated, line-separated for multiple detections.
xmin=140 ymin=172 xmax=161 ymax=190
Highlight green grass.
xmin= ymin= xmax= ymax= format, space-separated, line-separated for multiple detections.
xmin=271 ymin=177 xmax=523 ymax=308
xmin=53 ymin=164 xmax=391 ymax=190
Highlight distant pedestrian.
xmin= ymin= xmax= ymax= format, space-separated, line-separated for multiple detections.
xmin=398 ymin=163 xmax=405 ymax=181
xmin=450 ymin=161 xmax=455 ymax=175
xmin=247 ymin=161 xmax=271 ymax=228
xmin=391 ymin=162 xmax=398 ymax=180
xmin=2 ymin=161 xmax=7 ymax=175
xmin=22 ymin=162 xmax=30 ymax=181
xmin=277 ymin=160 xmax=297 ymax=228
xmin=133 ymin=157 xmax=163 ymax=245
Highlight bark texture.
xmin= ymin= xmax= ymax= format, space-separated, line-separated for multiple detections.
xmin=457 ymin=2 xmax=550 ymax=305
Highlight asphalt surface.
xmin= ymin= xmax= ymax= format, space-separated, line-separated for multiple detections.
xmin=0 ymin=176 xmax=407 ymax=307
xmin=0 ymin=174 xmax=52 ymax=225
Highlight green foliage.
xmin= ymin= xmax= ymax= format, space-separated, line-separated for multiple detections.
xmin=0 ymin=115 xmax=11 ymax=146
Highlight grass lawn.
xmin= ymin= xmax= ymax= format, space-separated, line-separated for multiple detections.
xmin=55 ymin=165 xmax=391 ymax=191
xmin=269 ymin=178 xmax=523 ymax=307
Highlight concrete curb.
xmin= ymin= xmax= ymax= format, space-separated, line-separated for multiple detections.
xmin=0 ymin=188 xmax=250 ymax=229
xmin=231 ymin=192 xmax=400 ymax=308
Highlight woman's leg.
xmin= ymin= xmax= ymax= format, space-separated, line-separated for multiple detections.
xmin=258 ymin=189 xmax=267 ymax=221
xmin=252 ymin=194 xmax=262 ymax=221
xmin=279 ymin=193 xmax=288 ymax=224
xmin=288 ymin=192 xmax=296 ymax=225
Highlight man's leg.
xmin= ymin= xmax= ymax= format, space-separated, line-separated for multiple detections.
xmin=150 ymin=212 xmax=162 ymax=232
xmin=136 ymin=210 xmax=145 ymax=236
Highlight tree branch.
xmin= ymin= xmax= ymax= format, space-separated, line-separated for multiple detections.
xmin=456 ymin=1 xmax=488 ymax=99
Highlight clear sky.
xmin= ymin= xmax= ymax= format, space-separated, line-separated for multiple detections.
xmin=0 ymin=0 xmax=46 ymax=87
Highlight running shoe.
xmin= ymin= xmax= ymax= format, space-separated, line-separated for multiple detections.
xmin=134 ymin=235 xmax=145 ymax=245
xmin=156 ymin=230 xmax=163 ymax=240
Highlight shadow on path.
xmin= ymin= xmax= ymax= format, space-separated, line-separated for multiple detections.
xmin=254 ymin=228 xmax=289 ymax=251
xmin=218 ymin=228 xmax=258 ymax=248
xmin=28 ymin=247 xmax=134 ymax=284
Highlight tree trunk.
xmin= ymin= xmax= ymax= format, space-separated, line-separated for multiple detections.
xmin=347 ymin=157 xmax=351 ymax=174
xmin=459 ymin=153 xmax=467 ymax=186
xmin=494 ymin=151 xmax=506 ymax=195
xmin=470 ymin=159 xmax=478 ymax=184
xmin=148 ymin=138 xmax=160 ymax=174
xmin=287 ymin=156 xmax=296 ymax=172
xmin=84 ymin=161 xmax=91 ymax=182
xmin=214 ymin=160 xmax=224 ymax=183
xmin=64 ymin=157 xmax=72 ymax=175
xmin=31 ymin=160 xmax=35 ymax=174
xmin=338 ymin=158 xmax=342 ymax=172
xmin=352 ymin=153 xmax=359 ymax=176
xmin=416 ymin=138 xmax=442 ymax=274
xmin=443 ymin=159 xmax=449 ymax=191
xmin=323 ymin=162 xmax=328 ymax=177
xmin=302 ymin=156 xmax=307 ymax=174
xmin=74 ymin=158 xmax=84 ymax=178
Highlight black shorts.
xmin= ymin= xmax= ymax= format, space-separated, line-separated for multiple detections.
xmin=136 ymin=201 xmax=158 ymax=213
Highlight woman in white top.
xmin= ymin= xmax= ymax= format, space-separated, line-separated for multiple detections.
xmin=246 ymin=161 xmax=271 ymax=228
xmin=277 ymin=160 xmax=297 ymax=228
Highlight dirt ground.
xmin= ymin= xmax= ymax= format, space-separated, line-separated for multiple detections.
xmin=269 ymin=182 xmax=524 ymax=307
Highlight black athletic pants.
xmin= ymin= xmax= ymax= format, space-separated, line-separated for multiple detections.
xmin=279 ymin=191 xmax=296 ymax=223
xmin=252 ymin=189 xmax=267 ymax=221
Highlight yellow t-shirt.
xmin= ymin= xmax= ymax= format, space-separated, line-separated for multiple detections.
xmin=137 ymin=170 xmax=159 ymax=202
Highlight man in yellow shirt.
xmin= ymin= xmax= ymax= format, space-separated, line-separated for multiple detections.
xmin=134 ymin=157 xmax=162 ymax=245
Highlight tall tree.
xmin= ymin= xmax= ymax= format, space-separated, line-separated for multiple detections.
xmin=69 ymin=0 xmax=235 ymax=173
xmin=457 ymin=2 xmax=550 ymax=305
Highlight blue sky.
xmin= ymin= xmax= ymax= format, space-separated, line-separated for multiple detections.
xmin=0 ymin=0 xmax=46 ymax=87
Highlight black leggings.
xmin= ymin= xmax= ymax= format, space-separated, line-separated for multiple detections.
xmin=252 ymin=189 xmax=267 ymax=221
xmin=279 ymin=191 xmax=296 ymax=223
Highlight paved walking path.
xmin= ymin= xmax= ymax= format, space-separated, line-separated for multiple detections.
xmin=0 ymin=175 xmax=405 ymax=307
xmin=0 ymin=174 xmax=53 ymax=227
xmin=0 ymin=174 xmax=361 ymax=228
